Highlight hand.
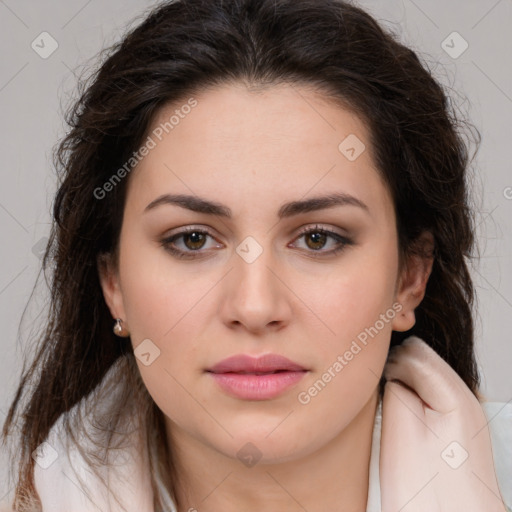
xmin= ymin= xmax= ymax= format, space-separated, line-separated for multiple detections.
xmin=380 ymin=336 xmax=507 ymax=512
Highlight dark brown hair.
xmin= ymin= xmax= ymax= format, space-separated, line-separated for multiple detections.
xmin=2 ymin=0 xmax=480 ymax=510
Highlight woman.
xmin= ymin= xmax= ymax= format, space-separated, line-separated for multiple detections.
xmin=1 ymin=0 xmax=511 ymax=510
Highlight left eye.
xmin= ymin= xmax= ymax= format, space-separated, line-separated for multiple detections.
xmin=290 ymin=226 xmax=351 ymax=254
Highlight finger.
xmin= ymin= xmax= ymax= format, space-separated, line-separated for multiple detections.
xmin=383 ymin=336 xmax=472 ymax=414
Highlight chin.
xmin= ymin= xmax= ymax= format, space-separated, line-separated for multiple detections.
xmin=208 ymin=422 xmax=328 ymax=465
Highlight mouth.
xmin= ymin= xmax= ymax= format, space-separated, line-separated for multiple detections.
xmin=206 ymin=354 xmax=308 ymax=400
xmin=215 ymin=370 xmax=296 ymax=375
xmin=207 ymin=353 xmax=307 ymax=374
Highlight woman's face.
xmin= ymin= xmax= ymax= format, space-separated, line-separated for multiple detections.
xmin=100 ymin=82 xmax=427 ymax=463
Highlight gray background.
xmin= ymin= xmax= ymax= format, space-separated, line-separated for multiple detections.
xmin=1 ymin=0 xmax=511 ymax=501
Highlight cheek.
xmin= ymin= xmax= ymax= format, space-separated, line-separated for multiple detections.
xmin=295 ymin=243 xmax=398 ymax=400
xmin=292 ymin=266 xmax=395 ymax=440
xmin=117 ymin=241 xmax=206 ymax=422
xmin=304 ymin=245 xmax=399 ymax=344
xmin=117 ymin=237 xmax=213 ymax=398
xmin=118 ymin=235 xmax=211 ymax=341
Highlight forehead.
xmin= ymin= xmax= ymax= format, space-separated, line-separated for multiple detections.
xmin=127 ymin=82 xmax=393 ymax=222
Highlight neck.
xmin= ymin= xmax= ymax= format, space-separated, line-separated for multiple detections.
xmin=166 ymin=390 xmax=379 ymax=512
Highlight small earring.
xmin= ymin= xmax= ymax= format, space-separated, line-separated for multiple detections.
xmin=113 ymin=318 xmax=130 ymax=337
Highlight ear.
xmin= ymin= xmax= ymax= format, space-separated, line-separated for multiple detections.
xmin=392 ymin=231 xmax=434 ymax=332
xmin=97 ymin=252 xmax=127 ymax=322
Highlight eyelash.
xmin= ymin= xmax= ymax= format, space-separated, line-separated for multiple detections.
xmin=160 ymin=225 xmax=353 ymax=260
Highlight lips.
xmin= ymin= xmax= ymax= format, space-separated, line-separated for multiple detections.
xmin=206 ymin=354 xmax=308 ymax=400
xmin=207 ymin=353 xmax=307 ymax=374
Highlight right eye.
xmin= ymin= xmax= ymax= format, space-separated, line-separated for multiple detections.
xmin=160 ymin=226 xmax=223 ymax=259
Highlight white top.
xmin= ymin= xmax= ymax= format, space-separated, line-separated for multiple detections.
xmin=25 ymin=360 xmax=512 ymax=511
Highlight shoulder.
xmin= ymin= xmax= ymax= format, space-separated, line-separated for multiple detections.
xmin=33 ymin=358 xmax=155 ymax=512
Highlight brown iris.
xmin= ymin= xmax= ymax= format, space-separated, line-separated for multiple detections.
xmin=305 ymin=231 xmax=327 ymax=250
xmin=183 ymin=231 xmax=207 ymax=250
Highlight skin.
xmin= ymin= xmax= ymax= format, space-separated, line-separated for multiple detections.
xmin=99 ymin=82 xmax=432 ymax=512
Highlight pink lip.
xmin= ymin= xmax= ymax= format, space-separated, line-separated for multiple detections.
xmin=206 ymin=354 xmax=308 ymax=400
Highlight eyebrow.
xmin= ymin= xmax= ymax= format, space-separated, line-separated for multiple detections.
xmin=144 ymin=192 xmax=369 ymax=219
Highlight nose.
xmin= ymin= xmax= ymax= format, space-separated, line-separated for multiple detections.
xmin=218 ymin=244 xmax=292 ymax=334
